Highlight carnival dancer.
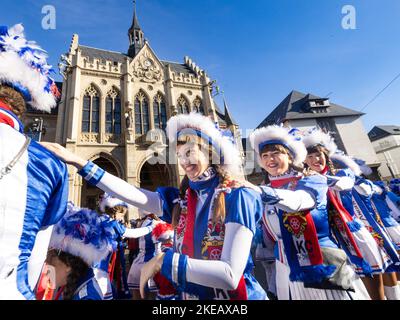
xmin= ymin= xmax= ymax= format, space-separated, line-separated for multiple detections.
xmin=387 ymin=180 xmax=400 ymax=223
xmin=389 ymin=179 xmax=400 ymax=196
xmin=302 ymin=127 xmax=389 ymax=300
xmin=45 ymin=203 xmax=116 ymax=300
xmin=248 ymin=125 xmax=368 ymax=300
xmin=129 ymin=213 xmax=177 ymax=300
xmin=92 ymin=194 xmax=156 ymax=300
xmin=41 ymin=112 xmax=267 ymax=300
xmin=352 ymin=179 xmax=400 ymax=299
xmin=127 ymin=213 xmax=165 ymax=300
xmin=151 ymin=221 xmax=177 ymax=300
xmin=0 ymin=24 xmax=68 ymax=300
xmin=370 ymin=181 xmax=400 ymax=248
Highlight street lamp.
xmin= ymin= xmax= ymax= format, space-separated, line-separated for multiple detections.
xmin=30 ymin=118 xmax=44 ymax=142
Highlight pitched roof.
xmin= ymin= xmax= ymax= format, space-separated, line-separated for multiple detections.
xmin=79 ymin=45 xmax=128 ymax=63
xmin=257 ymin=90 xmax=364 ymax=128
xmin=161 ymin=61 xmax=197 ymax=76
xmin=368 ymin=125 xmax=400 ymax=142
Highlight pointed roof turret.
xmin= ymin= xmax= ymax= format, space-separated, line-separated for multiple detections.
xmin=128 ymin=0 xmax=145 ymax=57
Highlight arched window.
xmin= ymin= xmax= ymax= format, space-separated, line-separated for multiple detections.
xmin=105 ymin=87 xmax=121 ymax=134
xmin=135 ymin=91 xmax=150 ymax=135
xmin=153 ymin=93 xmax=167 ymax=130
xmin=177 ymin=95 xmax=189 ymax=114
xmin=82 ymin=85 xmax=100 ymax=133
xmin=193 ymin=97 xmax=205 ymax=114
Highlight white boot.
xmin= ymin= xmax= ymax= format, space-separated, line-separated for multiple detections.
xmin=384 ymin=285 xmax=400 ymax=300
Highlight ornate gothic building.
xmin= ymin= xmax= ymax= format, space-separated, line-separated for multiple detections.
xmin=24 ymin=5 xmax=240 ymax=212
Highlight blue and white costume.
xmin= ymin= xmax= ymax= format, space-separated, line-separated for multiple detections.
xmin=249 ymin=125 xmax=369 ymax=300
xmin=302 ymin=128 xmax=388 ymax=276
xmin=77 ymin=113 xmax=266 ymax=300
xmin=370 ymin=182 xmax=400 ymax=248
xmin=127 ymin=216 xmax=160 ymax=293
xmin=351 ymin=178 xmax=400 ymax=272
xmin=49 ymin=203 xmax=118 ymax=300
xmin=0 ymin=24 xmax=68 ymax=300
xmin=94 ymin=194 xmax=154 ymax=300
xmin=72 ymin=269 xmax=103 ymax=301
xmin=386 ymin=187 xmax=400 ymax=223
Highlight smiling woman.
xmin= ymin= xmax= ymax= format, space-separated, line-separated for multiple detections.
xmin=40 ymin=112 xmax=267 ymax=300
xmin=248 ymin=125 xmax=370 ymax=300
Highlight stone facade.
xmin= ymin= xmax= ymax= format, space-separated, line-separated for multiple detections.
xmin=23 ymin=8 xmax=240 ymax=216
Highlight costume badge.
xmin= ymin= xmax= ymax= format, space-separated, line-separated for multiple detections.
xmin=282 ymin=213 xmax=307 ymax=238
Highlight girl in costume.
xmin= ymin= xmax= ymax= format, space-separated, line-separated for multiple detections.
xmin=133 ymin=215 xmax=177 ymax=300
xmin=46 ymin=203 xmax=116 ymax=300
xmin=94 ymin=194 xmax=156 ymax=300
xmin=370 ymin=181 xmax=400 ymax=248
xmin=248 ymin=125 xmax=368 ymax=300
xmin=302 ymin=127 xmax=390 ymax=300
xmin=351 ymin=179 xmax=400 ymax=299
xmin=0 ymin=24 xmax=68 ymax=300
xmin=127 ymin=212 xmax=163 ymax=300
xmin=41 ymin=112 xmax=267 ymax=300
xmin=387 ymin=179 xmax=400 ymax=223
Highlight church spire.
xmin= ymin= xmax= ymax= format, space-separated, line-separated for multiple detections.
xmin=223 ymin=97 xmax=237 ymax=128
xmin=128 ymin=0 xmax=144 ymax=57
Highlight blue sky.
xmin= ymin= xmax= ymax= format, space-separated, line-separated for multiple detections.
xmin=1 ymin=0 xmax=399 ymax=133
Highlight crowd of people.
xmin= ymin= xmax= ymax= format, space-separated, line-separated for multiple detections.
xmin=1 ymin=23 xmax=400 ymax=301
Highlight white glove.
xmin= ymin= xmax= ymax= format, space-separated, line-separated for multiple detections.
xmin=354 ymin=182 xmax=373 ymax=196
xmin=330 ymin=176 xmax=354 ymax=191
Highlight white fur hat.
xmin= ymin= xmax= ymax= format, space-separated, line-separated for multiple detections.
xmin=302 ymin=127 xmax=338 ymax=156
xmin=0 ymin=24 xmax=59 ymax=112
xmin=353 ymin=158 xmax=373 ymax=176
xmin=49 ymin=202 xmax=117 ymax=266
xmin=249 ymin=125 xmax=307 ymax=167
xmin=99 ymin=192 xmax=128 ymax=213
xmin=330 ymin=151 xmax=362 ymax=176
xmin=166 ymin=112 xmax=243 ymax=178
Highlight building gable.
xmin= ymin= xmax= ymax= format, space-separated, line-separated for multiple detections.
xmin=129 ymin=43 xmax=164 ymax=84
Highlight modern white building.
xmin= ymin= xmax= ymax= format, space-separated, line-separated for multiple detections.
xmin=368 ymin=125 xmax=400 ymax=180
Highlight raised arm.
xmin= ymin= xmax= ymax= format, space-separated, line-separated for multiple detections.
xmin=122 ymin=225 xmax=154 ymax=239
xmin=258 ymin=186 xmax=316 ymax=212
xmin=79 ymin=161 xmax=163 ymax=215
xmin=40 ymin=142 xmax=163 ymax=215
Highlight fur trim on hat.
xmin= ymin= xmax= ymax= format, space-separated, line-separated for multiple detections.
xmin=302 ymin=127 xmax=338 ymax=156
xmin=353 ymin=158 xmax=373 ymax=176
xmin=166 ymin=112 xmax=243 ymax=178
xmin=49 ymin=203 xmax=116 ymax=266
xmin=249 ymin=125 xmax=307 ymax=167
xmin=99 ymin=192 xmax=128 ymax=213
xmin=330 ymin=152 xmax=362 ymax=176
xmin=0 ymin=24 xmax=58 ymax=112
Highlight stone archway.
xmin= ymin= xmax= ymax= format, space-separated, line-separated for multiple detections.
xmin=139 ymin=161 xmax=171 ymax=191
xmin=81 ymin=157 xmax=120 ymax=210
